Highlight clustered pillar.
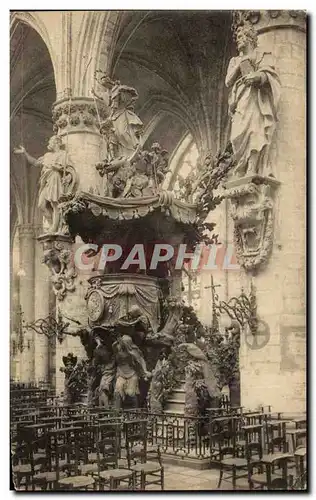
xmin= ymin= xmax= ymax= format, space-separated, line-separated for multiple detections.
xmin=18 ymin=224 xmax=35 ymax=383
xmin=237 ymin=11 xmax=306 ymax=413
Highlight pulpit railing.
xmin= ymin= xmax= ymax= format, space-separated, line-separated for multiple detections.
xmin=123 ymin=409 xmax=211 ymax=459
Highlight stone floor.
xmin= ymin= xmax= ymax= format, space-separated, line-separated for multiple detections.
xmin=148 ymin=464 xmax=249 ymax=491
xmin=13 ymin=465 xmax=250 ymax=492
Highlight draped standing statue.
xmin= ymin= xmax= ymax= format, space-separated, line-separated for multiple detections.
xmin=113 ymin=335 xmax=152 ymax=409
xmin=14 ymin=136 xmax=78 ymax=232
xmin=179 ymin=343 xmax=221 ymax=417
xmin=109 ymin=83 xmax=143 ymax=159
xmin=225 ymin=21 xmax=281 ymax=178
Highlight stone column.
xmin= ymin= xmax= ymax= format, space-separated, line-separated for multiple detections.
xmin=52 ymin=97 xmax=108 ymax=194
xmin=34 ymin=225 xmax=55 ymax=385
xmin=39 ymin=98 xmax=107 ymax=393
xmin=232 ymin=11 xmax=306 ymax=413
xmin=18 ymin=224 xmax=36 ymax=382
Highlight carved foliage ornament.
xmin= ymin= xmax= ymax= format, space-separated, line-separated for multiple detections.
xmin=232 ymin=9 xmax=306 ymax=35
xmin=42 ymin=240 xmax=77 ymax=300
xmin=52 ymin=99 xmax=109 ymax=134
xmin=225 ymin=177 xmax=280 ymax=273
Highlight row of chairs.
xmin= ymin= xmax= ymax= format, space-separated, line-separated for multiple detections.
xmin=12 ymin=416 xmax=164 ymax=491
xmin=209 ymin=412 xmax=307 ymax=490
xmin=11 ymin=398 xmax=307 ymax=491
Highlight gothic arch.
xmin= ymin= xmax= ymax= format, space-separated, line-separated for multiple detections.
xmin=10 ymin=18 xmax=57 ymax=229
xmin=73 ymin=11 xmax=123 ymax=97
xmin=166 ymin=132 xmax=195 ymax=189
xmin=10 ymin=12 xmax=57 ymax=85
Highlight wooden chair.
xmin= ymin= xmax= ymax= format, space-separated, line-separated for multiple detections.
xmin=294 ymin=447 xmax=307 ymax=490
xmin=286 ymin=428 xmax=306 ymax=453
xmin=55 ymin=427 xmax=95 ymax=491
xmin=32 ymin=426 xmax=75 ymax=490
xmin=12 ymin=438 xmax=43 ymax=490
xmin=91 ymin=422 xmax=134 ymax=490
xmin=249 ymin=452 xmax=294 ymax=490
xmin=265 ymin=419 xmax=288 ymax=454
xmin=213 ymin=416 xmax=247 ymax=489
xmin=217 ymin=420 xmax=263 ymax=490
xmin=124 ymin=418 xmax=164 ymax=490
xmin=209 ymin=415 xmax=239 ymax=464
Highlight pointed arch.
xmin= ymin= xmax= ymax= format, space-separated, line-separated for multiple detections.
xmin=73 ymin=11 xmax=123 ymax=97
xmin=10 ymin=12 xmax=57 ymax=86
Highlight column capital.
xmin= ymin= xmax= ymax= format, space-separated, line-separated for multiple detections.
xmin=52 ymin=97 xmax=109 ymax=137
xmin=18 ymin=224 xmax=36 ymax=239
xmin=232 ymin=10 xmax=306 ymax=35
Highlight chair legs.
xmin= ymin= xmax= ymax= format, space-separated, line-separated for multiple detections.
xmin=232 ymin=466 xmax=237 ymax=490
xmin=217 ymin=468 xmax=223 ymax=488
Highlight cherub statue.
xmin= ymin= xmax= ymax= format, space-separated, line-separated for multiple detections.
xmin=14 ymin=135 xmax=78 ymax=233
xmin=225 ymin=21 xmax=281 ymax=177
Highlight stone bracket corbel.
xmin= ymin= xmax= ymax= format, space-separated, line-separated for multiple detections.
xmin=224 ymin=175 xmax=281 ymax=273
xmin=38 ymin=233 xmax=77 ymax=301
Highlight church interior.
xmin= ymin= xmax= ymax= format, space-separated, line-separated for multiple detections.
xmin=10 ymin=10 xmax=307 ymax=491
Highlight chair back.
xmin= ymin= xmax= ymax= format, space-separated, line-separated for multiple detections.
xmin=210 ymin=416 xmax=238 ymax=460
xmin=124 ymin=419 xmax=148 ymax=467
xmin=96 ymin=422 xmax=121 ymax=473
xmin=265 ymin=419 xmax=288 ymax=454
xmin=244 ymin=424 xmax=263 ymax=461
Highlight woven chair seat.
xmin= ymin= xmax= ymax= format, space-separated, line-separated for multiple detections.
xmin=33 ymin=470 xmax=67 ymax=482
xmin=13 ymin=463 xmax=42 ymax=474
xmin=133 ymin=444 xmax=159 ymax=454
xmin=33 ymin=452 xmax=46 ymax=461
xmin=97 ymin=469 xmax=134 ymax=480
xmin=220 ymin=457 xmax=247 ymax=467
xmin=261 ymin=452 xmax=293 ymax=464
xmin=79 ymin=463 xmax=99 ymax=475
xmin=130 ymin=462 xmax=162 ymax=473
xmin=294 ymin=447 xmax=307 ymax=457
xmin=58 ymin=475 xmax=95 ymax=489
xmin=251 ymin=472 xmax=288 ymax=489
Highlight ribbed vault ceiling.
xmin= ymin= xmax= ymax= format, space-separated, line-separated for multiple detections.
xmin=111 ymin=10 xmax=233 ymax=154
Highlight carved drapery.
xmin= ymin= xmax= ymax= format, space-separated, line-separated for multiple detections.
xmin=86 ymin=274 xmax=162 ymax=332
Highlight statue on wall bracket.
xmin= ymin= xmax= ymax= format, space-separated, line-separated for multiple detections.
xmin=225 ymin=20 xmax=281 ymax=178
xmin=224 ymin=19 xmax=282 ymax=273
xmin=14 ymin=135 xmax=79 ymax=234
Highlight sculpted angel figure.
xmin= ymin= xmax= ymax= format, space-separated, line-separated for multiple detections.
xmin=179 ymin=343 xmax=221 ymax=416
xmin=225 ymin=21 xmax=281 ymax=177
xmin=14 ymin=135 xmax=78 ymax=232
